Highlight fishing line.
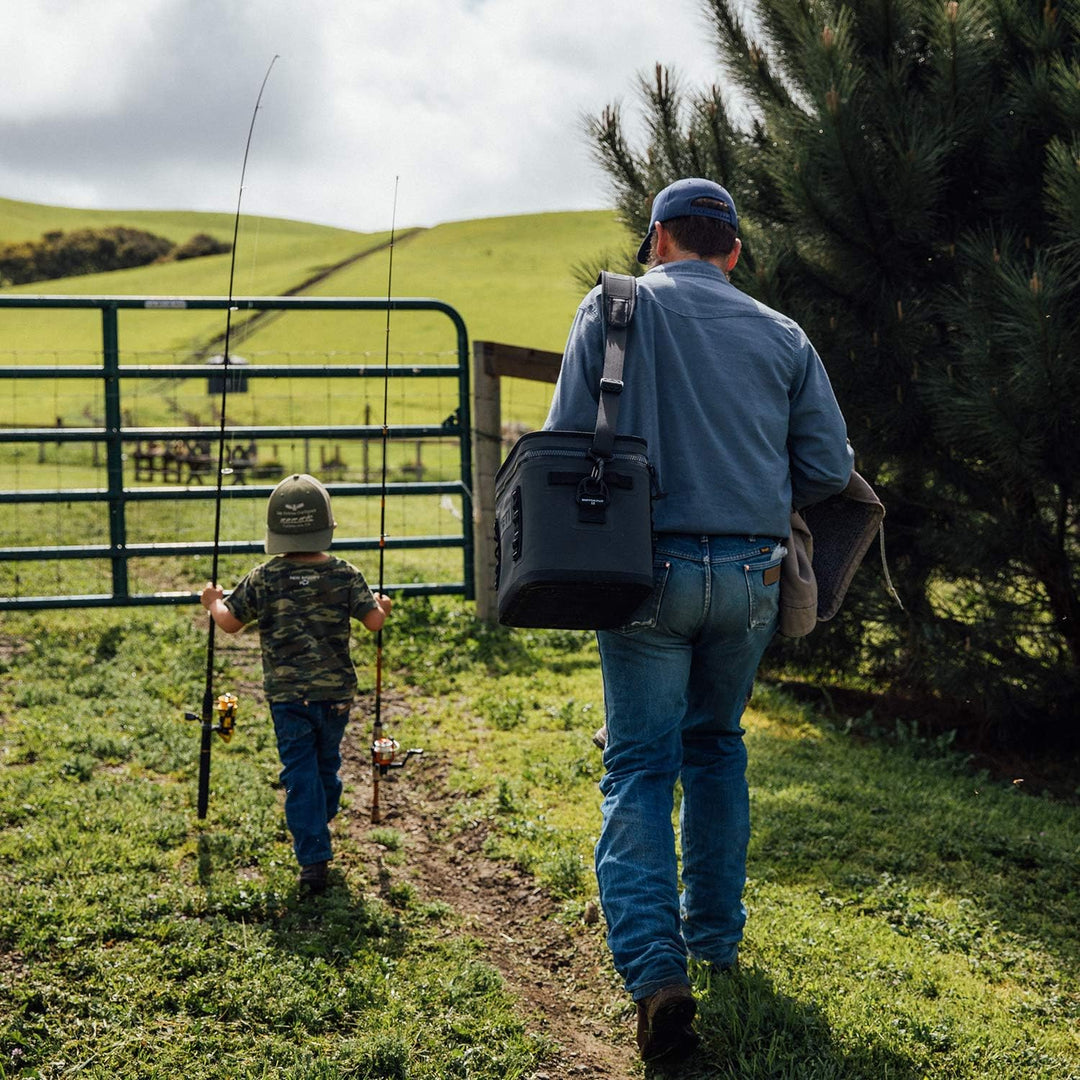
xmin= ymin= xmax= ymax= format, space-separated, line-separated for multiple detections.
xmin=209 ymin=53 xmax=279 ymax=591
xmin=371 ymin=178 xmax=399 ymax=824
xmin=378 ymin=178 xmax=399 ymax=598
xmin=194 ymin=54 xmax=279 ymax=820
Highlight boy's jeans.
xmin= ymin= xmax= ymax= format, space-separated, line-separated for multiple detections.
xmin=270 ymin=700 xmax=352 ymax=867
xmin=595 ymin=534 xmax=782 ymax=1001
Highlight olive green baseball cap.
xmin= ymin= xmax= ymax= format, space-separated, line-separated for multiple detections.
xmin=265 ymin=473 xmax=335 ymax=554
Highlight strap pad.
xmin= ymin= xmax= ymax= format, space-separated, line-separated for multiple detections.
xmin=592 ymin=271 xmax=637 ymax=461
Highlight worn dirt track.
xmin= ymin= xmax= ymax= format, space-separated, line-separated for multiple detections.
xmin=340 ymin=694 xmax=639 ymax=1080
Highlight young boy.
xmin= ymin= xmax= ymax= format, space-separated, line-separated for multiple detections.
xmin=201 ymin=472 xmax=391 ymax=895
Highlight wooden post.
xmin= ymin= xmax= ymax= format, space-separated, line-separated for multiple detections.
xmin=472 ymin=341 xmax=502 ymax=623
xmin=471 ymin=341 xmax=563 ymax=623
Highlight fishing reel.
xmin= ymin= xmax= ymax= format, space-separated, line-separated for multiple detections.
xmin=371 ymin=736 xmax=423 ymax=776
xmin=184 ymin=692 xmax=239 ymax=742
xmin=214 ymin=693 xmax=238 ymax=742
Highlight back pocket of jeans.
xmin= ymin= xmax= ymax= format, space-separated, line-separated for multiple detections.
xmin=744 ymin=552 xmax=783 ymax=631
xmin=612 ymin=560 xmax=671 ymax=634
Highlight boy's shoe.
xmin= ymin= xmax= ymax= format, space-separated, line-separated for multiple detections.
xmin=592 ymin=725 xmax=608 ymax=751
xmin=635 ymin=983 xmax=699 ymax=1063
xmin=299 ymin=860 xmax=329 ymax=895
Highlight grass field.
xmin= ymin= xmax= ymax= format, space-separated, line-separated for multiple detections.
xmin=0 ymin=205 xmax=619 ymax=431
xmin=0 ymin=601 xmax=1077 ymax=1078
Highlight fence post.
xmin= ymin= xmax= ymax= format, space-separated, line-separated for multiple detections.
xmin=470 ymin=341 xmax=565 ymax=623
xmin=101 ymin=303 xmax=129 ymax=602
xmin=472 ymin=341 xmax=500 ymax=622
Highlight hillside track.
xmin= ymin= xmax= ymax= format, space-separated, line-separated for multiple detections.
xmin=195 ymin=226 xmax=425 ymax=358
xmin=341 ymin=693 xmax=639 ymax=1080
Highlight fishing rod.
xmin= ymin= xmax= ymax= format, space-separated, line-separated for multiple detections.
xmin=185 ymin=55 xmax=279 ymax=820
xmin=371 ymin=178 xmax=422 ymax=823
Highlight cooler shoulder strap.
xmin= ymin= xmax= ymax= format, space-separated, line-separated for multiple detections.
xmin=592 ymin=271 xmax=637 ymax=460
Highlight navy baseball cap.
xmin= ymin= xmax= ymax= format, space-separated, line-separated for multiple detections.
xmin=636 ymin=178 xmax=739 ymax=263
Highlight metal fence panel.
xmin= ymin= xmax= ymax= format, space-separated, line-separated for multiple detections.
xmin=0 ymin=295 xmax=473 ymax=610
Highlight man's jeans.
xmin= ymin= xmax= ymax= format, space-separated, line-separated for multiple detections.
xmin=270 ymin=700 xmax=352 ymax=867
xmin=595 ymin=534 xmax=782 ymax=1001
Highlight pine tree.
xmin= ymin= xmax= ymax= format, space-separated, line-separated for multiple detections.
xmin=586 ymin=0 xmax=1080 ymax=744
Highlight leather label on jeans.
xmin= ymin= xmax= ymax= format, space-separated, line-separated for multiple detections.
xmin=762 ymin=565 xmax=781 ymax=587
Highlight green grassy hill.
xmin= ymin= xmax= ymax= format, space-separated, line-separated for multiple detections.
xmin=0 ymin=196 xmax=629 ymax=357
xmin=0 ymin=197 xmax=632 ymax=600
xmin=0 ymin=197 xmax=631 ymax=432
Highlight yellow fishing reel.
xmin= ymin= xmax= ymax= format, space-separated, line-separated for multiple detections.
xmin=183 ymin=692 xmax=238 ymax=742
xmin=214 ymin=693 xmax=238 ymax=742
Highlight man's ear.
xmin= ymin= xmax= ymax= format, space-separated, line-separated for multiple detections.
xmin=724 ymin=238 xmax=742 ymax=274
xmin=653 ymin=221 xmax=674 ymax=261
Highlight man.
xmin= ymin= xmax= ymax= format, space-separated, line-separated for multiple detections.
xmin=544 ymin=178 xmax=853 ymax=1063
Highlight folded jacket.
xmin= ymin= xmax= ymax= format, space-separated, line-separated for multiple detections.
xmin=779 ymin=470 xmax=886 ymax=638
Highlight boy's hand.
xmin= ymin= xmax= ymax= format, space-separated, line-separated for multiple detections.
xmin=362 ymin=593 xmax=393 ymax=632
xmin=201 ymin=583 xmax=224 ymax=611
xmin=200 ymin=582 xmax=244 ymax=633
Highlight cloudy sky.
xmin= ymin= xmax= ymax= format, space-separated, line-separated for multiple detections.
xmin=0 ymin=0 xmax=725 ymax=234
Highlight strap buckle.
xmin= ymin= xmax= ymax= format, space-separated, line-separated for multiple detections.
xmin=577 ymin=455 xmax=610 ymax=510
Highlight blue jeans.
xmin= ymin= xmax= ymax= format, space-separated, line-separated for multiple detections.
xmin=270 ymin=700 xmax=352 ymax=867
xmin=595 ymin=534 xmax=782 ymax=1001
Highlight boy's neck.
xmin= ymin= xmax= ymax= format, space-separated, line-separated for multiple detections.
xmin=280 ymin=552 xmax=331 ymax=563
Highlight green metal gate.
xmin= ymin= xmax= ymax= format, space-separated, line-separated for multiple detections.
xmin=0 ymin=295 xmax=473 ymax=610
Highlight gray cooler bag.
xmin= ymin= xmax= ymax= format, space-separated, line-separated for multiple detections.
xmin=494 ymin=273 xmax=654 ymax=629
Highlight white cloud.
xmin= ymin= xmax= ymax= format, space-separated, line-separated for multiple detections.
xmin=0 ymin=0 xmax=723 ymax=231
xmin=0 ymin=0 xmax=171 ymax=119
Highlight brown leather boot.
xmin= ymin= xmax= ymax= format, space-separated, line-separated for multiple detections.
xmin=635 ymin=983 xmax=699 ymax=1063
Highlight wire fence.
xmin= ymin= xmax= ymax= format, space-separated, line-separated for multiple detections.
xmin=0 ymin=295 xmax=474 ymax=610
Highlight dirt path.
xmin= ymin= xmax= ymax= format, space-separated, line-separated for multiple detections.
xmin=339 ymin=694 xmax=640 ymax=1080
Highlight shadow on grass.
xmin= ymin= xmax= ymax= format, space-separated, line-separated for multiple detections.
xmin=197 ymin=831 xmax=213 ymax=887
xmin=649 ymin=968 xmax=917 ymax=1080
xmin=194 ymin=832 xmax=405 ymax=964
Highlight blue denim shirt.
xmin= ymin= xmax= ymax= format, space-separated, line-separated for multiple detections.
xmin=544 ymin=260 xmax=854 ymax=537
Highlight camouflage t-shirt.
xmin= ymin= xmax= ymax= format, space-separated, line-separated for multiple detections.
xmin=225 ymin=555 xmax=377 ymax=703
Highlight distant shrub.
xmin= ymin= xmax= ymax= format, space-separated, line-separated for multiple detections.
xmin=0 ymin=226 xmax=231 ymax=285
xmin=171 ymin=232 xmax=232 ymax=260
